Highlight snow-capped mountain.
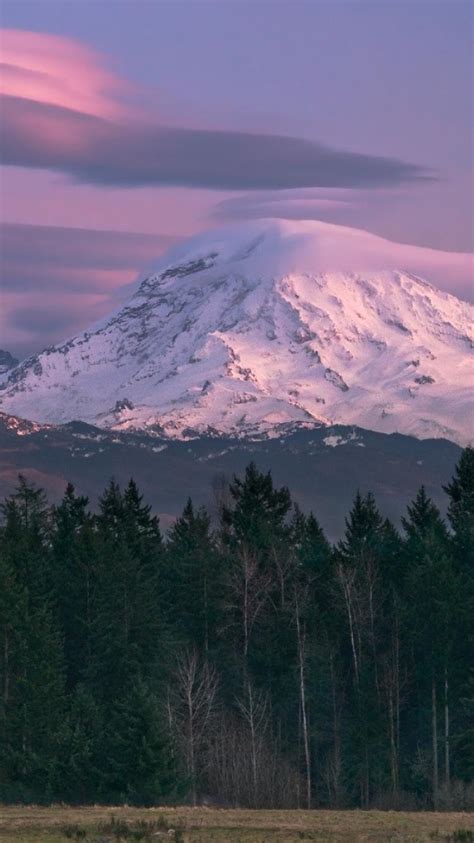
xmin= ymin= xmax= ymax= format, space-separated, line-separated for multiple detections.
xmin=1 ymin=220 xmax=472 ymax=444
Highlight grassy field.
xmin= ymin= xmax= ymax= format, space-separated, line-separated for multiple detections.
xmin=0 ymin=805 xmax=473 ymax=843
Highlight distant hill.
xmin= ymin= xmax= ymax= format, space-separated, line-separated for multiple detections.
xmin=0 ymin=412 xmax=461 ymax=538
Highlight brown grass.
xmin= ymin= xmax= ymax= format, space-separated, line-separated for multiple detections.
xmin=0 ymin=804 xmax=473 ymax=843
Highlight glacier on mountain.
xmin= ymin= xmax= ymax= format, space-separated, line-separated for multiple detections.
xmin=1 ymin=219 xmax=472 ymax=445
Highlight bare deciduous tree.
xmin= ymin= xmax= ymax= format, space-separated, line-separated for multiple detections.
xmin=225 ymin=545 xmax=271 ymax=680
xmin=293 ymin=582 xmax=312 ymax=809
xmin=171 ymin=649 xmax=218 ymax=805
xmin=236 ymin=682 xmax=270 ymax=806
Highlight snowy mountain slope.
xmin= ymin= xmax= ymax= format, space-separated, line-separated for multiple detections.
xmin=1 ymin=219 xmax=472 ymax=444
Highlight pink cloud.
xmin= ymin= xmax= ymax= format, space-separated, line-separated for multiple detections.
xmin=0 ymin=167 xmax=220 ymax=236
xmin=0 ymin=289 xmax=111 ymax=353
xmin=0 ymin=28 xmax=428 ymax=192
xmin=0 ymin=24 xmax=470 ymax=354
xmin=0 ymin=223 xmax=182 ymax=357
xmin=0 ymin=28 xmax=128 ymax=117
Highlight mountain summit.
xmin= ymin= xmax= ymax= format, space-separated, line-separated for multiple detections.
xmin=1 ymin=220 xmax=472 ymax=444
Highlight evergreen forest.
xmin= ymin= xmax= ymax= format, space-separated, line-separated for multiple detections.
xmin=1 ymin=450 xmax=473 ymax=810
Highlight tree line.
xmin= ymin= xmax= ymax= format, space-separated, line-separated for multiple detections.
xmin=0 ymin=450 xmax=472 ymax=809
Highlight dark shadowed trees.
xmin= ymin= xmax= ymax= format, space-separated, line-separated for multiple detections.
xmin=0 ymin=453 xmax=472 ymax=808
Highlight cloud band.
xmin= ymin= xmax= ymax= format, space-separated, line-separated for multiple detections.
xmin=1 ymin=94 xmax=430 ymax=191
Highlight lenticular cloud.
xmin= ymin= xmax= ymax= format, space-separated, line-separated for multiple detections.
xmin=0 ymin=28 xmax=428 ymax=191
xmin=0 ymin=28 xmax=127 ymax=117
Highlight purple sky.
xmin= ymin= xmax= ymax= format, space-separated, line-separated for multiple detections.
xmin=0 ymin=0 xmax=472 ymax=357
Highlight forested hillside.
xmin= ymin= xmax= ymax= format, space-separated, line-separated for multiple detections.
xmin=0 ymin=452 xmax=473 ymax=810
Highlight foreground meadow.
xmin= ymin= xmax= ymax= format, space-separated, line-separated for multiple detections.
xmin=0 ymin=805 xmax=473 ymax=843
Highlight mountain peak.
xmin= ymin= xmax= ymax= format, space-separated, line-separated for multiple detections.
xmin=1 ymin=221 xmax=472 ymax=444
xmin=142 ymin=218 xmax=421 ymax=282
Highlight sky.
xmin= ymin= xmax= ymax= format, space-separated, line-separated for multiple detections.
xmin=0 ymin=0 xmax=472 ymax=358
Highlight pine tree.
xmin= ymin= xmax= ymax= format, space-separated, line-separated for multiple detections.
xmin=122 ymin=478 xmax=163 ymax=574
xmin=88 ymin=480 xmax=165 ymax=699
xmin=443 ymin=451 xmax=474 ymax=786
xmin=52 ymin=484 xmax=96 ymax=690
xmin=402 ymin=486 xmax=449 ymax=558
xmin=444 ymin=447 xmax=474 ymax=569
xmin=222 ymin=462 xmax=292 ymax=559
xmin=0 ymin=550 xmax=28 ymax=799
xmin=1 ymin=475 xmax=53 ymax=603
xmin=402 ymin=488 xmax=457 ymax=806
xmin=0 ymin=478 xmax=66 ymax=801
xmin=100 ymin=679 xmax=180 ymax=805
xmin=292 ymin=507 xmax=332 ymax=597
xmin=166 ymin=499 xmax=221 ymax=656
xmin=55 ymin=683 xmax=103 ymax=803
xmin=224 ymin=465 xmax=296 ymax=693
xmin=335 ymin=492 xmax=400 ymax=805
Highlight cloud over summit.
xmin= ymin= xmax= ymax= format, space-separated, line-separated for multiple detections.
xmin=0 ymin=29 xmax=430 ymax=191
